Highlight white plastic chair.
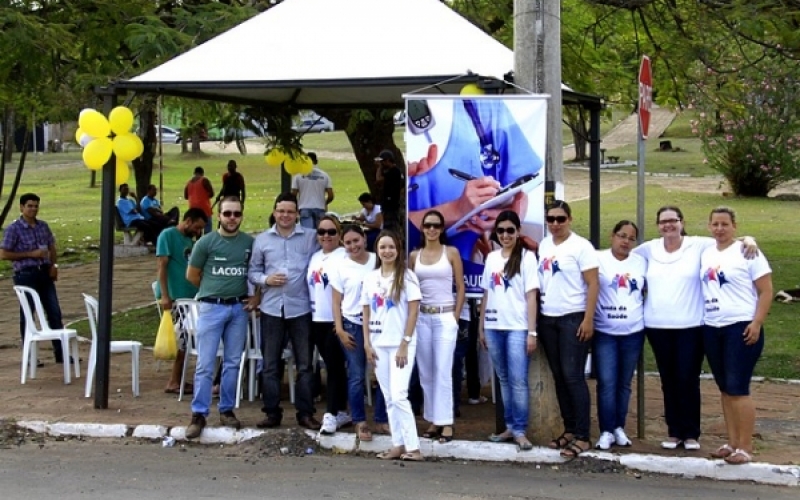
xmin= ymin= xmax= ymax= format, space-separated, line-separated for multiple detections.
xmin=82 ymin=294 xmax=142 ymax=397
xmin=174 ymin=299 xmax=212 ymax=401
xmin=13 ymin=285 xmax=80 ymax=384
xmin=152 ymin=281 xmax=162 ymax=318
xmin=236 ymin=311 xmax=296 ymax=407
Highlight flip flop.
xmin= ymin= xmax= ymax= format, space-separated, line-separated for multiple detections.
xmin=515 ymin=435 xmax=533 ymax=451
xmin=724 ymin=448 xmax=753 ymax=465
xmin=560 ymin=439 xmax=591 ymax=460
xmin=356 ymin=423 xmax=373 ymax=442
xmin=710 ymin=444 xmax=734 ymax=459
xmin=488 ymin=430 xmax=514 ymax=443
xmin=376 ymin=448 xmax=403 ymax=460
xmin=400 ymin=451 xmax=425 ymax=462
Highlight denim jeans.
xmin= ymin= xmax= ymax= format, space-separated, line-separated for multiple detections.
xmin=299 ymin=208 xmax=326 ymax=229
xmin=646 ymin=326 xmax=704 ymax=440
xmin=593 ymin=330 xmax=645 ymax=433
xmin=260 ymin=312 xmax=316 ymax=421
xmin=538 ymin=312 xmax=591 ymax=440
xmin=484 ymin=328 xmax=529 ymax=437
xmin=311 ymin=321 xmax=348 ymax=414
xmin=340 ymin=319 xmax=387 ymax=424
xmin=703 ymin=322 xmax=764 ymax=396
xmin=191 ymin=302 xmax=248 ymax=416
xmin=13 ymin=267 xmax=64 ymax=361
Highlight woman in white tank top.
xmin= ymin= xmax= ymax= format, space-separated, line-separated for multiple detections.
xmin=409 ymin=210 xmax=465 ymax=443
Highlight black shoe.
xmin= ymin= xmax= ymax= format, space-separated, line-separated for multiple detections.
xmin=55 ymin=356 xmax=82 ymax=365
xmin=186 ymin=413 xmax=206 ymax=440
xmin=219 ymin=411 xmax=241 ymax=430
xmin=297 ymin=415 xmax=322 ymax=431
xmin=256 ymin=415 xmax=281 ymax=429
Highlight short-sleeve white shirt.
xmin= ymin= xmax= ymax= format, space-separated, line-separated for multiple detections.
xmin=360 ymin=269 xmax=422 ymax=347
xmin=481 ymin=249 xmax=539 ymax=330
xmin=291 ymin=167 xmax=331 ymax=210
xmin=538 ymin=233 xmax=599 ymax=316
xmin=307 ymin=247 xmax=347 ymax=323
xmin=594 ymin=249 xmax=647 ymax=335
xmin=329 ymin=253 xmax=376 ymax=325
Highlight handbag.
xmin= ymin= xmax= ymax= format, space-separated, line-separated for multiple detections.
xmin=154 ymin=310 xmax=178 ymax=360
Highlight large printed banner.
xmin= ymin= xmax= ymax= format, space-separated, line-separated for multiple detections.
xmin=405 ymin=95 xmax=548 ymax=295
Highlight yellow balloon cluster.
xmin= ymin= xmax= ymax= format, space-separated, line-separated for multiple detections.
xmin=460 ymin=83 xmax=485 ymax=96
xmin=264 ymin=148 xmax=313 ymax=175
xmin=77 ymin=106 xmax=144 ymax=185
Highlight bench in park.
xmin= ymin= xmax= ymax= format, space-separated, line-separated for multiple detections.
xmin=114 ymin=208 xmax=143 ymax=246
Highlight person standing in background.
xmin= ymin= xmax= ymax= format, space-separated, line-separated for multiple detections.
xmin=291 ymin=152 xmax=334 ymax=229
xmin=216 ymin=160 xmax=246 ymax=206
xmin=184 ymin=166 xmax=214 ymax=233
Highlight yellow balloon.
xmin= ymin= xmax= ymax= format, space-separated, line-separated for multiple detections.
xmin=83 ymin=137 xmax=113 ymax=170
xmin=112 ymin=133 xmax=140 ymax=162
xmin=74 ymin=127 xmax=84 ymax=144
xmin=109 ymin=106 xmax=134 ymax=136
xmin=296 ymin=155 xmax=314 ymax=175
xmin=265 ymin=148 xmax=286 ymax=168
xmin=283 ymin=156 xmax=302 ymax=175
xmin=460 ymin=83 xmax=485 ymax=96
xmin=115 ymin=159 xmax=130 ymax=185
xmin=79 ymin=110 xmax=111 ymax=138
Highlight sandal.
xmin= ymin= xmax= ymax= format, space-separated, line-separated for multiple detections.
xmin=438 ymin=426 xmax=454 ymax=443
xmin=710 ymin=444 xmax=734 ymax=459
xmin=422 ymin=425 xmax=440 ymax=439
xmin=374 ymin=423 xmax=391 ymax=435
xmin=400 ymin=451 xmax=425 ymax=462
xmin=356 ymin=422 xmax=373 ymax=442
xmin=548 ymin=433 xmax=572 ymax=450
xmin=560 ymin=439 xmax=591 ymax=460
xmin=488 ymin=429 xmax=514 ymax=443
xmin=515 ymin=435 xmax=533 ymax=451
xmin=376 ymin=446 xmax=404 ymax=460
xmin=724 ymin=448 xmax=753 ymax=465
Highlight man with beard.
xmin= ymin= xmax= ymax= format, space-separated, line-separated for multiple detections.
xmin=156 ymin=208 xmax=208 ymax=395
xmin=185 ymin=197 xmax=258 ymax=439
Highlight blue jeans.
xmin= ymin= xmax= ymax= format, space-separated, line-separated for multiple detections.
xmin=191 ymin=302 xmax=248 ymax=416
xmin=703 ymin=322 xmax=764 ymax=396
xmin=593 ymin=330 xmax=645 ymax=433
xmin=299 ymin=208 xmax=326 ymax=229
xmin=484 ymin=328 xmax=529 ymax=437
xmin=538 ymin=312 xmax=591 ymax=440
xmin=340 ymin=319 xmax=387 ymax=424
xmin=646 ymin=326 xmax=704 ymax=440
xmin=13 ymin=266 xmax=64 ymax=361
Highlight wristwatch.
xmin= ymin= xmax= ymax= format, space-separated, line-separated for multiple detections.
xmin=528 ymin=330 xmax=537 ymax=338
xmin=402 ymin=335 xmax=413 ymax=343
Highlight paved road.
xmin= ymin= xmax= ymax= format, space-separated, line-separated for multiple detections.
xmin=0 ymin=440 xmax=795 ymax=499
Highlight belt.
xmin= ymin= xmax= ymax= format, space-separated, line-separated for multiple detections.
xmin=420 ymin=304 xmax=455 ymax=314
xmin=15 ymin=264 xmax=50 ymax=273
xmin=198 ymin=296 xmax=248 ymax=305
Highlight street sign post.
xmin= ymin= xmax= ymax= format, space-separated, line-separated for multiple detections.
xmin=636 ymin=54 xmax=651 ymax=439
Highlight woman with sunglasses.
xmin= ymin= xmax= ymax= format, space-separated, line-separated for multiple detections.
xmin=307 ymin=215 xmax=350 ymax=435
xmin=592 ymin=221 xmax=646 ymax=450
xmin=408 ymin=210 xmax=465 ymax=443
xmin=362 ymin=230 xmax=424 ymax=461
xmin=479 ymin=210 xmax=539 ymax=451
xmin=330 ymin=224 xmax=388 ymax=442
xmin=634 ymin=205 xmax=758 ymax=451
xmin=537 ymin=200 xmax=599 ymax=459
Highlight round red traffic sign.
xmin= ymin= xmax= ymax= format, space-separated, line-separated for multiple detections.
xmin=638 ymin=56 xmax=652 ymax=139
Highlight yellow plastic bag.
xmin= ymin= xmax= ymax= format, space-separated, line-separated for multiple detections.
xmin=154 ymin=310 xmax=177 ymax=360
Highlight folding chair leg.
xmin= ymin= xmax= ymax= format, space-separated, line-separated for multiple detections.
xmin=85 ymin=348 xmax=96 ymax=398
xmin=132 ymin=347 xmax=140 ymax=397
xmin=21 ymin=341 xmax=31 ymax=384
xmin=178 ymin=350 xmax=190 ymax=401
xmin=62 ymin=340 xmax=72 ymax=384
xmin=71 ymin=338 xmax=81 ymax=379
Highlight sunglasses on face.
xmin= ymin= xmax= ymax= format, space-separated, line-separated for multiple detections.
xmin=221 ymin=211 xmax=243 ymax=218
xmin=422 ymin=222 xmax=443 ymax=230
xmin=546 ymin=215 xmax=568 ymax=224
xmin=495 ymin=227 xmax=517 ymax=235
xmin=316 ymin=228 xmax=338 ymax=236
xmin=658 ymin=218 xmax=681 ymax=225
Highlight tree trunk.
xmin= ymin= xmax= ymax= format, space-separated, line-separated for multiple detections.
xmin=0 ymin=128 xmax=29 ymax=228
xmin=132 ymin=95 xmax=158 ymax=200
xmin=191 ymin=133 xmax=201 ymax=154
xmin=565 ymin=107 xmax=589 ymax=162
xmin=2 ymin=108 xmax=13 ymax=166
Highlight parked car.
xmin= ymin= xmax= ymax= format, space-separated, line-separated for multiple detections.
xmin=394 ymin=111 xmax=406 ymax=127
xmin=157 ymin=125 xmax=181 ymax=144
xmin=292 ymin=117 xmax=334 ymax=133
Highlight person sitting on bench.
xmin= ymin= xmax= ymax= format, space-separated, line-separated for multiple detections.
xmin=141 ymin=184 xmax=180 ymax=228
xmin=117 ymin=183 xmax=161 ymax=245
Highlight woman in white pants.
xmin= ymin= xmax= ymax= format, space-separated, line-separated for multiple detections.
xmin=363 ymin=230 xmax=423 ymax=461
xmin=409 ymin=210 xmax=465 ymax=443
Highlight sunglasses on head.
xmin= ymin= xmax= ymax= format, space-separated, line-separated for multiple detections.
xmin=221 ymin=211 xmax=243 ymax=218
xmin=422 ymin=222 xmax=443 ymax=230
xmin=495 ymin=227 xmax=517 ymax=235
xmin=546 ymin=215 xmax=568 ymax=224
xmin=316 ymin=228 xmax=338 ymax=236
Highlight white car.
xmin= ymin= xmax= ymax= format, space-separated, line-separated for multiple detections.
xmin=292 ymin=117 xmax=334 ymax=133
xmin=157 ymin=126 xmax=181 ymax=144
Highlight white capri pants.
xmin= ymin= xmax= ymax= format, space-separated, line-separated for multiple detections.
xmin=374 ymin=341 xmax=420 ymax=452
xmin=416 ymin=312 xmax=458 ymax=425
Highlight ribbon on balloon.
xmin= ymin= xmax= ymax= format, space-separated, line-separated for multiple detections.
xmin=76 ymin=106 xmax=144 ymax=185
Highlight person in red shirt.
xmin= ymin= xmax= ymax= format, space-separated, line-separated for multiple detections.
xmin=184 ymin=166 xmax=215 ymax=233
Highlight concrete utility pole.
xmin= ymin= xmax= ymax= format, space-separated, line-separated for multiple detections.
xmin=513 ymin=0 xmax=562 ymax=444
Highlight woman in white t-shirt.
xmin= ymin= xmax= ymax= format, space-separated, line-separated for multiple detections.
xmin=330 ymin=225 xmax=387 ymax=442
xmin=306 ymin=215 xmax=349 ymax=435
xmin=362 ymin=231 xmax=424 ymax=461
xmin=479 ymin=210 xmax=539 ymax=451
xmin=409 ymin=209 xmax=465 ymax=443
xmin=537 ymin=200 xmax=599 ymax=459
xmin=700 ymin=207 xmax=772 ymax=465
xmin=592 ymin=220 xmax=646 ymax=451
xmin=355 ymin=192 xmax=383 ymax=251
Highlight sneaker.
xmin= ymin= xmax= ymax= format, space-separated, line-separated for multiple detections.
xmin=320 ymin=413 xmax=338 ymax=435
xmin=683 ymin=439 xmax=701 ymax=450
xmin=613 ymin=427 xmax=632 ymax=447
xmin=468 ymin=396 xmax=488 ymax=405
xmin=335 ymin=412 xmax=353 ymax=429
xmin=219 ymin=411 xmax=241 ymax=430
xmin=185 ymin=413 xmax=206 ymax=440
xmin=596 ymin=431 xmax=615 ymax=450
xmin=661 ymin=438 xmax=682 ymax=449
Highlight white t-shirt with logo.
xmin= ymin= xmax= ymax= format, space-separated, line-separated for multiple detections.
xmin=329 ymin=253 xmax=377 ymax=325
xmin=700 ymin=241 xmax=771 ymax=328
xmin=291 ymin=167 xmax=331 ymax=210
xmin=634 ymin=236 xmax=714 ymax=329
xmin=594 ymin=249 xmax=646 ymax=335
xmin=360 ymin=269 xmax=422 ymax=347
xmin=481 ymin=249 xmax=539 ymax=331
xmin=307 ymin=247 xmax=347 ymax=323
xmin=538 ymin=233 xmax=599 ymax=316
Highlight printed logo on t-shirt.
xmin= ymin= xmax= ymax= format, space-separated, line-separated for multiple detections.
xmin=489 ymin=271 xmax=511 ymax=291
xmin=539 ymin=256 xmax=561 ymax=275
xmin=702 ymin=266 xmax=729 ymax=286
xmin=370 ymin=292 xmax=395 ymax=312
xmin=308 ymin=268 xmax=330 ymax=288
xmin=610 ymin=273 xmax=640 ymax=295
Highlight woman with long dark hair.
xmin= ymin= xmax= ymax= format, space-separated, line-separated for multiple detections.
xmin=479 ymin=210 xmax=539 ymax=451
xmin=409 ymin=210 xmax=465 ymax=443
